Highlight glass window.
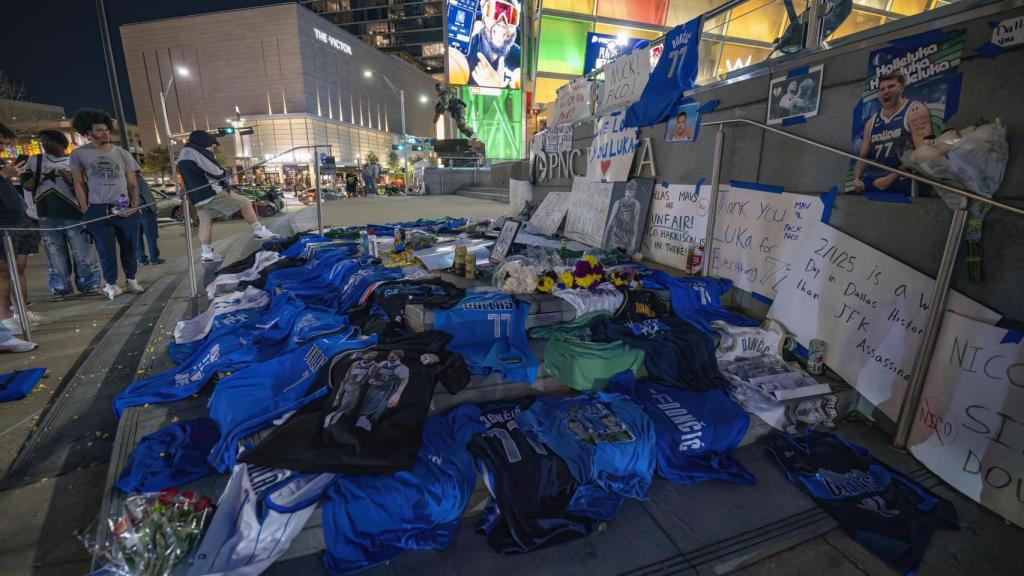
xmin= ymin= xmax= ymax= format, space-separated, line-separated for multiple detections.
xmin=721 ymin=0 xmax=806 ymax=43
xmin=593 ymin=23 xmax=662 ymax=40
xmin=715 ymin=43 xmax=771 ymax=76
xmin=888 ymin=0 xmax=931 ymax=15
xmin=544 ymin=0 xmax=596 ymax=14
xmin=535 ymin=76 xmax=569 ymax=104
xmin=538 ymin=16 xmax=593 ymax=75
xmin=828 ymin=9 xmax=887 ymax=40
xmin=596 ymin=0 xmax=669 ymax=26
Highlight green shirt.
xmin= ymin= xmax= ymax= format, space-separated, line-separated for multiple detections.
xmin=530 ymin=311 xmax=645 ymax=391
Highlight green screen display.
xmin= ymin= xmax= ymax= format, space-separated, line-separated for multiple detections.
xmin=458 ymin=87 xmax=522 ymax=160
xmin=538 ymin=16 xmax=593 ymax=75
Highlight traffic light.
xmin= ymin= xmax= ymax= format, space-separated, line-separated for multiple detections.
xmin=411 ymin=145 xmax=424 ymax=151
xmin=216 ymin=127 xmax=236 ymax=136
xmin=392 ymin=144 xmax=405 ymax=151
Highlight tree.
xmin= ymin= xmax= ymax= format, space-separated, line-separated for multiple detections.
xmin=387 ymin=150 xmax=400 ymax=173
xmin=142 ymin=148 xmax=171 ymax=181
xmin=364 ymin=151 xmax=379 ymax=166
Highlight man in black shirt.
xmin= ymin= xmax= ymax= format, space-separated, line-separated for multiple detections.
xmin=0 ymin=122 xmax=39 ymax=351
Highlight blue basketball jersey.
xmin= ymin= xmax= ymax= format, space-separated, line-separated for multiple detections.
xmin=167 ymin=307 xmax=262 ymax=364
xmin=515 ymin=393 xmax=656 ymax=521
xmin=433 ymin=291 xmax=538 ymax=383
xmin=114 ymin=418 xmax=219 ymax=493
xmin=279 ymin=234 xmax=331 ymax=258
xmin=863 ymin=101 xmax=916 ymax=195
xmin=333 ymin=265 xmax=405 ymax=312
xmin=644 ymin=271 xmax=760 ymax=334
xmin=608 ymin=371 xmax=755 ymax=485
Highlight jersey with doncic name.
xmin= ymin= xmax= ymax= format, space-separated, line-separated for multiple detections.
xmin=712 ymin=319 xmax=786 ymax=362
xmin=433 ymin=291 xmax=538 ymax=383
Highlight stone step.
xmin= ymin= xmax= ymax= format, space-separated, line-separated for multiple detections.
xmin=456 ymin=187 xmax=510 ymax=203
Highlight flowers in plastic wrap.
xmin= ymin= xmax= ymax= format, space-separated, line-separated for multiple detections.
xmin=903 ymin=119 xmax=1009 ymax=282
xmin=536 ymin=272 xmax=557 ymax=294
xmin=495 ymin=258 xmax=540 ymax=294
xmin=86 ymin=488 xmax=214 ymax=576
xmin=572 ymin=255 xmax=606 ymax=290
xmin=609 ymin=267 xmax=641 ymax=290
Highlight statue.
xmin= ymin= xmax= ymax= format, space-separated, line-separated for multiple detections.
xmin=432 ymin=83 xmax=477 ymax=140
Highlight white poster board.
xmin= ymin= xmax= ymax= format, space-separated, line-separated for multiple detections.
xmin=597 ymin=48 xmax=650 ymax=115
xmin=710 ymin=183 xmax=826 ymax=300
xmin=768 ymin=220 xmax=999 ymax=419
xmin=564 ymin=179 xmax=614 ymax=246
xmin=528 ymin=191 xmax=572 ymax=235
xmin=545 ymin=124 xmax=573 ymax=153
xmin=587 ymin=113 xmax=638 ymax=183
xmin=909 ymin=310 xmax=1024 ymax=527
xmin=641 ymin=182 xmax=710 ymax=269
xmin=554 ymin=77 xmax=592 ymax=125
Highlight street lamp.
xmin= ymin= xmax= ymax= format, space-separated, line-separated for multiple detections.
xmin=363 ymin=68 xmax=408 ymax=192
xmin=159 ymin=65 xmax=198 ymax=297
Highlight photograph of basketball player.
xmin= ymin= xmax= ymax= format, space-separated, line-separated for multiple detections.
xmin=853 ymin=71 xmax=930 ymax=195
xmin=356 ymin=349 xmax=410 ymax=431
xmin=767 ymin=64 xmax=823 ymax=125
xmin=449 ymin=0 xmax=522 ymax=88
xmin=602 ymin=180 xmax=643 ymax=253
xmin=323 ymin=350 xmax=379 ymax=429
xmin=665 ymin=102 xmax=700 ymax=143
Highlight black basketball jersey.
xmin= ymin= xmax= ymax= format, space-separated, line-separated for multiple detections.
xmin=760 ymin=431 xmax=959 ymax=573
xmin=614 ymin=289 xmax=669 ymax=321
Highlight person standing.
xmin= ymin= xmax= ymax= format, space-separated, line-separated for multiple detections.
xmin=68 ymin=109 xmax=145 ymax=299
xmin=344 ymin=171 xmax=358 ymax=197
xmin=361 ymin=163 xmax=376 ymax=196
xmin=135 ymin=170 xmax=163 ymax=265
xmin=176 ymin=130 xmax=276 ymax=263
xmin=23 ymin=130 xmax=101 ymax=299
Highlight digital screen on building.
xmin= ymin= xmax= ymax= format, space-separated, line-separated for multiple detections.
xmin=583 ymin=32 xmax=646 ymax=74
xmin=458 ymin=87 xmax=522 ymax=159
xmin=446 ymin=0 xmax=523 ymax=89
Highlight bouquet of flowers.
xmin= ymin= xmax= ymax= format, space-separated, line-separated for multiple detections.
xmin=608 ymin=267 xmax=642 ymax=290
xmin=567 ymin=254 xmax=606 ymax=290
xmin=495 ymin=258 xmax=540 ymax=294
xmin=86 ymin=488 xmax=214 ymax=576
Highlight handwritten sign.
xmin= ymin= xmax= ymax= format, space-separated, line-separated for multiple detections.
xmin=528 ymin=191 xmax=572 ymax=235
xmin=908 ymin=310 xmax=1024 ymax=526
xmin=641 ymin=182 xmax=710 ymax=269
xmin=709 ymin=184 xmax=825 ymax=300
xmin=992 ymin=15 xmax=1024 ymax=48
xmin=597 ymin=47 xmax=650 ymax=115
xmin=565 ymin=179 xmax=614 ymax=246
xmin=545 ymin=124 xmax=573 ymax=153
xmin=554 ymin=77 xmax=592 ymax=125
xmin=768 ymin=220 xmax=999 ymax=419
xmin=587 ymin=113 xmax=638 ymax=183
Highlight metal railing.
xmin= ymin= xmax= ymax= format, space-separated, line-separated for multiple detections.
xmin=694 ymin=118 xmax=1020 ymax=450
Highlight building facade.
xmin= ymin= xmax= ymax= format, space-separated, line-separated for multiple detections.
xmin=120 ymin=3 xmax=439 ymax=184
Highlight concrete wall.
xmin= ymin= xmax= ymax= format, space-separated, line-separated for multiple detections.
xmin=527 ymin=2 xmax=1024 ymax=322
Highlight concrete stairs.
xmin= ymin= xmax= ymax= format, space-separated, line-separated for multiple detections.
xmin=456 ymin=185 xmax=509 ymax=203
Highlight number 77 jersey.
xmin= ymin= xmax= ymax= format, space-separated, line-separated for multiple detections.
xmin=434 ymin=291 xmax=538 ymax=383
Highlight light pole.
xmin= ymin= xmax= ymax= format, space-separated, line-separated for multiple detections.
xmin=363 ymin=69 xmax=409 ymax=192
xmin=159 ymin=66 xmax=198 ymax=298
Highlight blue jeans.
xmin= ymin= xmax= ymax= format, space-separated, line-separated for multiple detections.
xmin=137 ymin=209 xmax=160 ymax=260
xmin=40 ymin=217 xmax=102 ymax=296
xmin=363 ymin=176 xmax=376 ymax=195
xmin=84 ymin=204 xmax=140 ymax=285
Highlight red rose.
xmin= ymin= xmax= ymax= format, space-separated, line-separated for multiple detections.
xmin=181 ymin=490 xmax=196 ymax=502
xmin=157 ymin=488 xmax=177 ymax=505
xmin=196 ymin=496 xmax=213 ymax=512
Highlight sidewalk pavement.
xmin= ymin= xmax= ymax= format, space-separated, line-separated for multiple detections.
xmin=290 ymin=194 xmax=511 ymax=234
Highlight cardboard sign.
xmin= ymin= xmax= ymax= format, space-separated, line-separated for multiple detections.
xmin=545 ymin=123 xmax=573 ymax=153
xmin=564 ymin=179 xmax=614 ymax=246
xmin=587 ymin=113 xmax=638 ymax=183
xmin=641 ymin=182 xmax=710 ymax=269
xmin=992 ymin=15 xmax=1024 ymax=48
xmin=528 ymin=191 xmax=572 ymax=236
xmin=768 ymin=220 xmax=999 ymax=419
xmin=909 ymin=310 xmax=1024 ymax=527
xmin=554 ymin=77 xmax=592 ymax=125
xmin=597 ymin=47 xmax=650 ymax=115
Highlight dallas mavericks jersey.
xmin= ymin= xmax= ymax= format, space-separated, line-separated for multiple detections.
xmin=433 ymin=291 xmax=538 ymax=383
xmin=206 ymin=250 xmax=281 ymax=298
xmin=609 ymin=372 xmax=755 ymax=485
xmin=167 ymin=307 xmax=262 ymax=365
xmin=185 ymin=464 xmax=334 ymax=576
xmin=334 ymin=265 xmax=405 ymax=313
xmin=761 ymin=431 xmax=959 ymax=573
xmin=712 ymin=319 xmax=786 ymax=361
xmin=174 ymin=286 xmax=270 ymax=344
xmin=515 ymin=393 xmax=656 ymax=521
xmin=644 ymin=270 xmax=760 ymax=335
xmin=864 ymin=101 xmax=916 ymax=194
xmin=278 ymin=233 xmax=330 ymax=258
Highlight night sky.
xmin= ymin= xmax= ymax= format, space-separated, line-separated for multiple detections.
xmin=0 ymin=0 xmax=291 ymax=123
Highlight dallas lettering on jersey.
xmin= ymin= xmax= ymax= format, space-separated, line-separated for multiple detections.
xmin=817 ymin=467 xmax=886 ymax=498
xmin=650 ymin=391 xmax=705 ymax=451
xmin=869 ymin=43 xmax=950 ymax=89
xmin=870 ymin=127 xmax=903 ymax=144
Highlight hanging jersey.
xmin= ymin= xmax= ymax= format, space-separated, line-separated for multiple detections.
xmin=434 ymin=291 xmax=538 ymax=383
xmin=208 ymin=331 xmax=375 ymax=472
xmin=174 ymin=286 xmax=270 ymax=345
xmin=239 ymin=330 xmax=471 ymax=474
xmin=553 ymin=284 xmax=624 ymax=318
xmin=185 ymin=464 xmax=334 ymax=576
xmin=713 ymin=319 xmax=786 ymax=361
xmin=608 ymin=372 xmax=755 ymax=485
xmin=644 ymin=271 xmax=760 ymax=335
xmin=114 ymin=418 xmax=219 ymax=493
xmin=515 ymin=393 xmax=656 ymax=521
xmin=761 ymin=431 xmax=959 ymax=573
xmin=206 ymin=250 xmax=281 ymax=298
xmin=529 ymin=311 xmax=644 ymax=392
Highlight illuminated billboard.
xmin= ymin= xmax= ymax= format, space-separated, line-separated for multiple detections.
xmin=583 ymin=32 xmax=646 ymax=74
xmin=447 ymin=0 xmax=523 ymax=89
xmin=459 ymin=87 xmax=522 ymax=159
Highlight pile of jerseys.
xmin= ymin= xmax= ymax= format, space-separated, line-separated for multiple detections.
xmin=529 ymin=311 xmax=644 ymax=392
xmin=434 ymin=291 xmax=539 ymax=383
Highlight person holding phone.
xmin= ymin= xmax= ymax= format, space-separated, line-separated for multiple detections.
xmin=0 ymin=122 xmax=41 ymax=350
xmin=69 ymin=109 xmax=144 ymax=299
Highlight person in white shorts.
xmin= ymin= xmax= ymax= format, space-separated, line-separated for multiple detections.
xmin=176 ymin=130 xmax=276 ymax=263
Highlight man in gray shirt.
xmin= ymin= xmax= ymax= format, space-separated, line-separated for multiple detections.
xmin=69 ymin=108 xmax=144 ymax=299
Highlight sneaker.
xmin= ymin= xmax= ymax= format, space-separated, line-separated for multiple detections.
xmin=252 ymin=224 xmax=278 ymax=240
xmin=1 ymin=316 xmax=22 ymax=334
xmin=150 ymin=257 xmax=166 ymax=265
xmin=0 ymin=335 xmax=36 ymax=353
xmin=138 ymin=257 xmax=150 ymax=265
xmin=201 ymin=252 xmax=225 ymax=263
xmin=104 ymin=284 xmax=123 ymax=300
xmin=51 ymin=292 xmax=71 ymax=302
xmin=125 ymin=279 xmax=145 ymax=294
xmin=80 ymin=287 xmax=102 ymax=297
xmin=25 ymin=311 xmax=50 ymax=325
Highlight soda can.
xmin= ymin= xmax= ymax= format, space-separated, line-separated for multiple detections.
xmin=807 ymin=338 xmax=826 ymax=375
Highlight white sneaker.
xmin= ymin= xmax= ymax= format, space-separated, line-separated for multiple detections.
xmin=104 ymin=284 xmax=123 ymax=300
xmin=1 ymin=316 xmax=22 ymax=335
xmin=0 ymin=335 xmax=36 ymax=353
xmin=201 ymin=251 xmax=225 ymax=263
xmin=25 ymin=310 xmax=50 ymax=325
xmin=125 ymin=279 xmax=145 ymax=294
xmin=252 ymin=224 xmax=278 ymax=240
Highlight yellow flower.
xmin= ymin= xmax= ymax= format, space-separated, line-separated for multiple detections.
xmin=559 ymin=272 xmax=574 ymax=288
xmin=582 ymin=254 xmax=600 ymax=267
xmin=576 ymin=273 xmax=601 ymax=289
xmin=537 ymin=276 xmax=555 ymax=293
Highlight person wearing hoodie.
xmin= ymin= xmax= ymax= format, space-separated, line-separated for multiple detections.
xmin=176 ymin=130 xmax=276 ymax=263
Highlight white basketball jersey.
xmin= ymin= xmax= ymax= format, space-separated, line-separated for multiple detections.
xmin=713 ymin=319 xmax=786 ymax=361
xmin=175 ymin=286 xmax=270 ymax=344
xmin=206 ymin=251 xmax=282 ymax=298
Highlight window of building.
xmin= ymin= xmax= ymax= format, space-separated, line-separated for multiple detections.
xmin=593 ymin=23 xmax=663 ymax=40
xmin=534 ymin=76 xmax=568 ymax=105
xmin=595 ymin=0 xmax=669 ymax=26
xmin=537 ymin=16 xmax=594 ymax=75
xmin=544 ymin=0 xmax=596 ymax=14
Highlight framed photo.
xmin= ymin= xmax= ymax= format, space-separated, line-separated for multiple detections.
xmin=490 ymin=219 xmax=521 ymax=264
xmin=665 ymin=101 xmax=701 ymax=143
xmin=767 ymin=64 xmax=823 ymax=125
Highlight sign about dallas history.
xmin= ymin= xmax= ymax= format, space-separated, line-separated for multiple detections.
xmin=642 ymin=182 xmax=710 ymax=269
xmin=597 ymin=47 xmax=650 ymax=115
xmin=565 ymin=179 xmax=614 ymax=247
xmin=587 ymin=113 xmax=638 ymax=183
xmin=768 ymin=220 xmax=999 ymax=419
xmin=908 ymin=310 xmax=1024 ymax=527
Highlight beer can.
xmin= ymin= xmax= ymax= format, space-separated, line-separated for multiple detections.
xmin=807 ymin=338 xmax=826 ymax=375
xmin=465 ymin=253 xmax=476 ymax=279
xmin=453 ymin=245 xmax=467 ymax=274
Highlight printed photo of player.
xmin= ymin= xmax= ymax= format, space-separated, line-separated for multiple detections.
xmin=323 ymin=350 xmax=379 ymax=429
xmin=853 ymin=72 xmax=930 ymax=196
xmin=767 ymin=64 xmax=823 ymax=125
xmin=448 ymin=0 xmax=522 ymax=88
xmin=665 ymin=102 xmax=700 ymax=143
xmin=356 ymin=349 xmax=410 ymax=431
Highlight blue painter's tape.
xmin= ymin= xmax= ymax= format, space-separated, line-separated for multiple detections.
xmin=752 ymin=292 xmax=774 ymax=305
xmin=863 ymin=191 xmax=912 ymax=204
xmin=975 ymin=42 xmax=1004 ymax=59
xmin=782 ymin=115 xmax=807 ymax=126
xmin=988 ymin=20 xmax=1000 ymax=29
xmin=787 ymin=65 xmax=809 ymax=78
xmin=662 ymin=180 xmax=670 ymax=188
xmin=698 ymin=99 xmax=719 ymax=114
xmin=820 ymin=186 xmax=838 ymax=224
xmin=694 ymin=177 xmax=705 ymax=197
xmin=793 ymin=343 xmax=809 ymax=360
xmin=1001 ymin=330 xmax=1024 ymax=344
xmin=730 ymin=180 xmax=784 ymax=194
xmin=944 ymin=73 xmax=963 ymax=122
xmin=888 ymin=29 xmax=944 ymax=48
xmin=610 ymin=110 xmax=622 ymax=116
